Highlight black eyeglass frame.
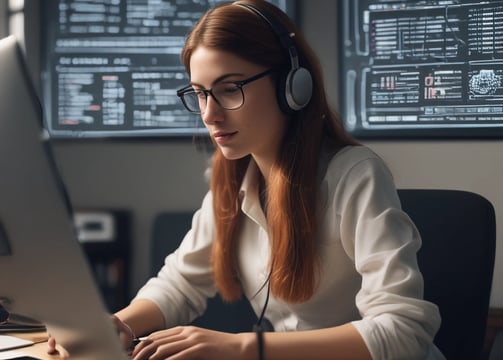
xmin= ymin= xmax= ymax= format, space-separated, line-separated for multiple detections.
xmin=176 ymin=68 xmax=276 ymax=114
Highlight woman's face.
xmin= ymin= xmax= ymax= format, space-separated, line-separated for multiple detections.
xmin=189 ymin=46 xmax=288 ymax=167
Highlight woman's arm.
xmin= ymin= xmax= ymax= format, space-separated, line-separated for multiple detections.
xmin=131 ymin=322 xmax=372 ymax=360
xmin=251 ymin=323 xmax=372 ymax=360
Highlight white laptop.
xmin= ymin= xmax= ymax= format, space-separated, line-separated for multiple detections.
xmin=0 ymin=35 xmax=129 ymax=359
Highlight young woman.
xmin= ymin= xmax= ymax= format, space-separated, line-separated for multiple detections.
xmin=50 ymin=1 xmax=444 ymax=359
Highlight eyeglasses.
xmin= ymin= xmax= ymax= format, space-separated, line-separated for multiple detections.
xmin=176 ymin=68 xmax=275 ymax=114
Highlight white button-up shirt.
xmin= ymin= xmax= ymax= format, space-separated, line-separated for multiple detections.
xmin=135 ymin=145 xmax=445 ymax=359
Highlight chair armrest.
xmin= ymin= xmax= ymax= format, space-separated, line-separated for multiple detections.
xmin=489 ymin=329 xmax=503 ymax=360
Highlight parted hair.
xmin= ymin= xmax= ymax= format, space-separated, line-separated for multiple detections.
xmin=180 ymin=0 xmax=357 ymax=303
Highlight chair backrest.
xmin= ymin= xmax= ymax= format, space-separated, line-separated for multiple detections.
xmin=398 ymin=189 xmax=496 ymax=360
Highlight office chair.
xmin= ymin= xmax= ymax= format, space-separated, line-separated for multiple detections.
xmin=151 ymin=189 xmax=497 ymax=358
xmin=398 ymin=189 xmax=496 ymax=360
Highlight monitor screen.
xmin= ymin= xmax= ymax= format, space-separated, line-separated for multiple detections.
xmin=339 ymin=0 xmax=503 ymax=139
xmin=0 ymin=35 xmax=131 ymax=357
xmin=41 ymin=0 xmax=295 ymax=139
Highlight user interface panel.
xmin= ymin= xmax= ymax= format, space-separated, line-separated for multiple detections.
xmin=42 ymin=0 xmax=293 ymax=138
xmin=339 ymin=0 xmax=503 ymax=138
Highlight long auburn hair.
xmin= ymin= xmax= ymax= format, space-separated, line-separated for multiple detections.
xmin=181 ymin=0 xmax=358 ymax=303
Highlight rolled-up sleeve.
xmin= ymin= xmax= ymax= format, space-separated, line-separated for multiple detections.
xmin=333 ymin=152 xmax=442 ymax=359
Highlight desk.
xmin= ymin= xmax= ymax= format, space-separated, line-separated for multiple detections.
xmin=0 ymin=332 xmax=60 ymax=359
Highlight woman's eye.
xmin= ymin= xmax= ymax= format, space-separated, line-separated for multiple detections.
xmin=220 ymin=85 xmax=240 ymax=95
xmin=195 ymin=91 xmax=206 ymax=99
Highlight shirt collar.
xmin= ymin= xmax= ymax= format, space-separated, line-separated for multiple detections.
xmin=239 ymin=159 xmax=268 ymax=229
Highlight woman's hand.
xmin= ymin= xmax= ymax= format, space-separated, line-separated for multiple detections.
xmin=131 ymin=326 xmax=253 ymax=360
xmin=110 ymin=314 xmax=137 ymax=351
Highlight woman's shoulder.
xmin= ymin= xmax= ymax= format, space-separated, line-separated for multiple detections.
xmin=318 ymin=145 xmax=393 ymax=191
xmin=322 ymin=145 xmax=385 ymax=174
xmin=333 ymin=144 xmax=381 ymax=160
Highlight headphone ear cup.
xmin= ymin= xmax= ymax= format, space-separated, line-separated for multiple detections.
xmin=285 ymin=67 xmax=313 ymax=111
xmin=276 ymin=69 xmax=293 ymax=113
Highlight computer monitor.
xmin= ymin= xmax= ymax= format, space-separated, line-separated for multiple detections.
xmin=338 ymin=0 xmax=503 ymax=139
xmin=0 ymin=35 xmax=128 ymax=358
xmin=39 ymin=0 xmax=296 ymax=139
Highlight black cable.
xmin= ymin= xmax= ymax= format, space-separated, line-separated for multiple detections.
xmin=253 ymin=279 xmax=270 ymax=360
xmin=253 ymin=323 xmax=265 ymax=360
xmin=256 ymin=278 xmax=271 ymax=327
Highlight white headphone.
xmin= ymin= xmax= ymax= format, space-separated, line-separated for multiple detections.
xmin=235 ymin=2 xmax=313 ymax=112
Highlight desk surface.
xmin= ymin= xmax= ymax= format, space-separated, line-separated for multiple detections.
xmin=1 ymin=332 xmax=61 ymax=359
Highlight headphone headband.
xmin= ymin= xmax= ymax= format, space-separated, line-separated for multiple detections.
xmin=235 ymin=2 xmax=299 ymax=70
xmin=233 ymin=1 xmax=313 ymax=112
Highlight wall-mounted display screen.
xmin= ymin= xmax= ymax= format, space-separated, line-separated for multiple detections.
xmin=41 ymin=0 xmax=294 ymax=139
xmin=339 ymin=0 xmax=503 ymax=138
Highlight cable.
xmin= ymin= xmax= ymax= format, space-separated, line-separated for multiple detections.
xmin=253 ymin=270 xmax=272 ymax=360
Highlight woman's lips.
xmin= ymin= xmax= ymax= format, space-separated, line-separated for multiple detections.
xmin=213 ymin=130 xmax=238 ymax=144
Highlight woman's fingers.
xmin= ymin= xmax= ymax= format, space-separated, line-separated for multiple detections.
xmin=46 ymin=334 xmax=70 ymax=359
xmin=131 ymin=326 xmax=243 ymax=360
xmin=47 ymin=335 xmax=57 ymax=354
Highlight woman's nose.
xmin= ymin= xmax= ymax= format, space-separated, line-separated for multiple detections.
xmin=201 ymin=95 xmax=223 ymax=124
